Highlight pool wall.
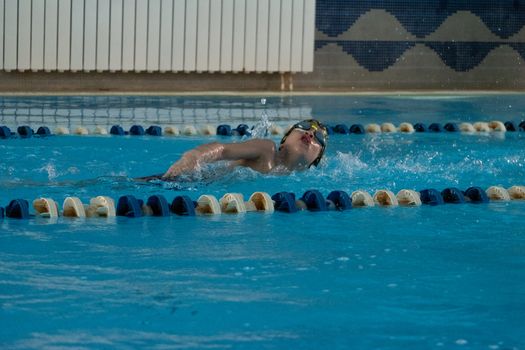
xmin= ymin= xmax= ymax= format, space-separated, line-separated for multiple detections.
xmin=0 ymin=0 xmax=524 ymax=92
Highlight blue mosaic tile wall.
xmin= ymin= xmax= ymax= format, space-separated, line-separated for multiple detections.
xmin=307 ymin=0 xmax=525 ymax=89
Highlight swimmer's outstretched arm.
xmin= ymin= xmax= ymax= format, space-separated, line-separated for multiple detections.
xmin=162 ymin=140 xmax=268 ymax=179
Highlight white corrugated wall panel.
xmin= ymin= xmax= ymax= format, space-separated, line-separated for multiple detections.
xmin=31 ymin=0 xmax=45 ymax=71
xmin=18 ymin=0 xmax=31 ymax=71
xmin=44 ymin=0 xmax=59 ymax=71
xmin=97 ymin=0 xmax=110 ymax=71
xmin=279 ymin=0 xmax=292 ymax=72
xmin=159 ymin=0 xmax=173 ymax=72
xmin=70 ymin=0 xmax=84 ymax=71
xmin=196 ymin=0 xmax=210 ymax=71
xmin=57 ymin=0 xmax=71 ymax=71
xmin=267 ymin=0 xmax=280 ymax=72
xmin=147 ymin=0 xmax=161 ymax=72
xmin=122 ymin=0 xmax=135 ymax=71
xmin=109 ymin=0 xmax=123 ymax=71
xmin=184 ymin=0 xmax=198 ymax=72
xmin=255 ymin=0 xmax=269 ymax=72
xmin=134 ymin=0 xmax=148 ymax=71
xmin=244 ymin=0 xmax=257 ymax=72
xmin=220 ymin=0 xmax=234 ymax=72
xmin=1 ymin=0 xmax=315 ymax=73
xmin=290 ymin=0 xmax=304 ymax=72
xmin=0 ymin=0 xmax=3 ymax=69
xmin=208 ymin=0 xmax=221 ymax=72
xmin=172 ymin=0 xmax=185 ymax=71
xmin=302 ymin=0 xmax=315 ymax=72
xmin=83 ymin=0 xmax=97 ymax=71
xmin=231 ymin=0 xmax=245 ymax=72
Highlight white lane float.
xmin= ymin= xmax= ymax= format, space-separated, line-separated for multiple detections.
xmin=33 ymin=198 xmax=59 ymax=218
xmin=396 ymin=189 xmax=422 ymax=206
xmin=373 ymin=189 xmax=399 ymax=207
xmin=351 ymin=190 xmax=375 ymax=207
xmin=486 ymin=186 xmax=511 ymax=201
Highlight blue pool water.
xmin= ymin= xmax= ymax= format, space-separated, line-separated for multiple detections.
xmin=1 ymin=95 xmax=524 ymax=349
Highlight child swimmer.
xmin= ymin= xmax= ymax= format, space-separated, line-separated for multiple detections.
xmin=141 ymin=119 xmax=328 ymax=181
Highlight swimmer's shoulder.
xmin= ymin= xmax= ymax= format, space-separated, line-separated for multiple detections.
xmin=241 ymin=138 xmax=277 ymax=152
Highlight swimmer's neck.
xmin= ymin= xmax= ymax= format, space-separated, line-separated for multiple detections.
xmin=273 ymin=148 xmax=306 ymax=172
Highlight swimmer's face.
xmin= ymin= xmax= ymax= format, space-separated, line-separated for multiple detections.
xmin=280 ymin=128 xmax=324 ymax=169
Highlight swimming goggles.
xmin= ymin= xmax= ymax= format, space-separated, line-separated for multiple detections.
xmin=290 ymin=120 xmax=327 ymax=149
xmin=280 ymin=119 xmax=328 ymax=167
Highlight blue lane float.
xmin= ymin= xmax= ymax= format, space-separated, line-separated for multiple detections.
xmin=110 ymin=125 xmax=126 ymax=136
xmin=17 ymin=126 xmax=34 ymax=138
xmin=428 ymin=123 xmax=443 ymax=132
xmin=300 ymin=190 xmax=328 ymax=211
xmin=349 ymin=124 xmax=365 ymax=134
xmin=464 ymin=186 xmax=489 ymax=203
xmin=414 ymin=123 xmax=427 ymax=132
xmin=116 ymin=195 xmax=143 ymax=218
xmin=146 ymin=125 xmax=162 ymax=136
xmin=217 ymin=124 xmax=232 ymax=136
xmin=504 ymin=121 xmax=517 ymax=131
xmin=334 ymin=124 xmax=349 ymax=134
xmin=36 ymin=126 xmax=52 ymax=136
xmin=441 ymin=187 xmax=466 ymax=204
xmin=271 ymin=192 xmax=298 ymax=213
xmin=234 ymin=124 xmax=251 ymax=137
xmin=130 ymin=125 xmax=145 ymax=136
xmin=0 ymin=126 xmax=12 ymax=138
xmin=171 ymin=195 xmax=196 ymax=216
xmin=444 ymin=123 xmax=459 ymax=132
xmin=146 ymin=195 xmax=170 ymax=216
xmin=419 ymin=189 xmax=444 ymax=205
xmin=326 ymin=190 xmax=352 ymax=210
xmin=5 ymin=199 xmax=30 ymax=219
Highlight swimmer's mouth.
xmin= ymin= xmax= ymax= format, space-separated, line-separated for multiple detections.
xmin=300 ymin=134 xmax=312 ymax=146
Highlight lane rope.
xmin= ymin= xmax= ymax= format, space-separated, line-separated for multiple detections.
xmin=1 ymin=120 xmax=525 ymax=139
xmin=1 ymin=186 xmax=524 ymax=220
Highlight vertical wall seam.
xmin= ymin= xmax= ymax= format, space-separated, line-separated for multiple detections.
xmin=43 ymin=0 xmax=46 ymax=70
xmin=108 ymin=0 xmax=111 ymax=70
xmin=182 ymin=0 xmax=186 ymax=70
xmin=82 ymin=0 xmax=86 ymax=70
xmin=219 ymin=0 xmax=223 ymax=69
xmin=265 ymin=0 xmax=270 ymax=72
xmin=158 ymin=0 xmax=161 ymax=70
xmin=146 ymin=0 xmax=149 ymax=69
xmin=120 ymin=0 xmax=124 ymax=69
xmin=206 ymin=0 xmax=210 ymax=70
xmin=301 ymin=0 xmax=305 ymax=71
xmin=95 ymin=0 xmax=99 ymax=71
xmin=230 ymin=0 xmax=234 ymax=71
xmin=29 ymin=0 xmax=33 ymax=69
xmin=2 ymin=0 xmax=5 ymax=69
xmin=243 ymin=0 xmax=246 ymax=71
xmin=289 ymin=0 xmax=293 ymax=72
xmin=277 ymin=0 xmax=281 ymax=71
xmin=133 ymin=0 xmax=137 ymax=70
xmin=254 ymin=0 xmax=258 ymax=70
xmin=69 ymin=0 xmax=73 ymax=70
xmin=16 ymin=0 xmax=19 ymax=70
xmin=194 ymin=0 xmax=198 ymax=71
xmin=170 ymin=0 xmax=174 ymax=71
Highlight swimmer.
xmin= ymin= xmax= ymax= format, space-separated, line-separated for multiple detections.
xmin=140 ymin=119 xmax=328 ymax=181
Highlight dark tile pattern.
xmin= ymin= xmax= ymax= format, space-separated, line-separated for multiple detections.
xmin=316 ymin=0 xmax=525 ymax=72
